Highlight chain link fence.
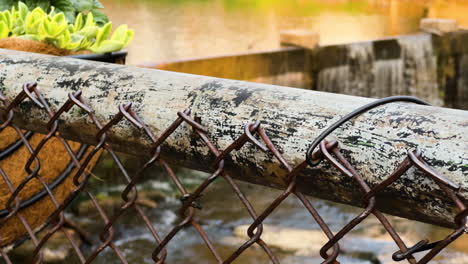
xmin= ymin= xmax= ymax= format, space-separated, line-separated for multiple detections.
xmin=0 ymin=83 xmax=466 ymax=263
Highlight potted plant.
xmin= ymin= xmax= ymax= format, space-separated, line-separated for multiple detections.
xmin=0 ymin=1 xmax=133 ymax=62
xmin=0 ymin=1 xmax=133 ymax=249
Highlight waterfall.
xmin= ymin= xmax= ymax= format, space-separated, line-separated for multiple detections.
xmin=316 ymin=65 xmax=348 ymax=94
xmin=398 ymin=34 xmax=441 ymax=105
xmin=313 ymin=34 xmax=442 ymax=105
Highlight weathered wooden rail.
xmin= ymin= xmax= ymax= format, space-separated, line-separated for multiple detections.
xmin=0 ymin=49 xmax=466 ymax=230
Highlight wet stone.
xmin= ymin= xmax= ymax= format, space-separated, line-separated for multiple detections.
xmin=228 ymin=224 xmax=399 ymax=263
xmin=8 ymin=228 xmax=81 ymax=263
xmin=77 ymin=192 xmax=161 ymax=216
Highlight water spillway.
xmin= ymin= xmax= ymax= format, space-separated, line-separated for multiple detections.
xmin=312 ymin=34 xmax=441 ymax=106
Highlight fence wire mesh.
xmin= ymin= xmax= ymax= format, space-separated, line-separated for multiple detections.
xmin=0 ymin=82 xmax=466 ymax=263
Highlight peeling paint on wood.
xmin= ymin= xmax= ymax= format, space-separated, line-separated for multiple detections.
xmin=0 ymin=49 xmax=466 ymax=228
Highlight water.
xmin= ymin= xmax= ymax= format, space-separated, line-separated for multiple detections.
xmin=101 ymin=0 xmax=468 ymax=65
xmin=314 ymin=34 xmax=443 ymax=105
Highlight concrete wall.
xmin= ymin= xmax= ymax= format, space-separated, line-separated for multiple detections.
xmin=436 ymin=30 xmax=468 ymax=110
xmin=144 ymin=47 xmax=309 ymax=88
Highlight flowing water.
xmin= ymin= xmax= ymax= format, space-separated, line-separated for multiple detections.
xmin=314 ymin=34 xmax=443 ymax=105
xmin=42 ymin=1 xmax=468 ymax=263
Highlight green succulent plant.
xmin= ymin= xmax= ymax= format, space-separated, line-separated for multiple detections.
xmin=0 ymin=2 xmax=134 ymax=53
xmin=0 ymin=0 xmax=108 ymax=25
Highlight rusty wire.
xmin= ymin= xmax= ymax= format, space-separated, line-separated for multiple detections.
xmin=0 ymin=82 xmax=465 ymax=263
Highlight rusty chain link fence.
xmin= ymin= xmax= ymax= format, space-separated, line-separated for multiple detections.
xmin=0 ymin=82 xmax=466 ymax=263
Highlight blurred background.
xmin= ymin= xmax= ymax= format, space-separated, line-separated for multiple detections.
xmin=101 ymin=0 xmax=468 ymax=65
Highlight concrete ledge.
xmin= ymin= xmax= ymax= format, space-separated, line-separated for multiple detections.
xmin=420 ymin=18 xmax=458 ymax=35
xmin=280 ymin=30 xmax=320 ymax=49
